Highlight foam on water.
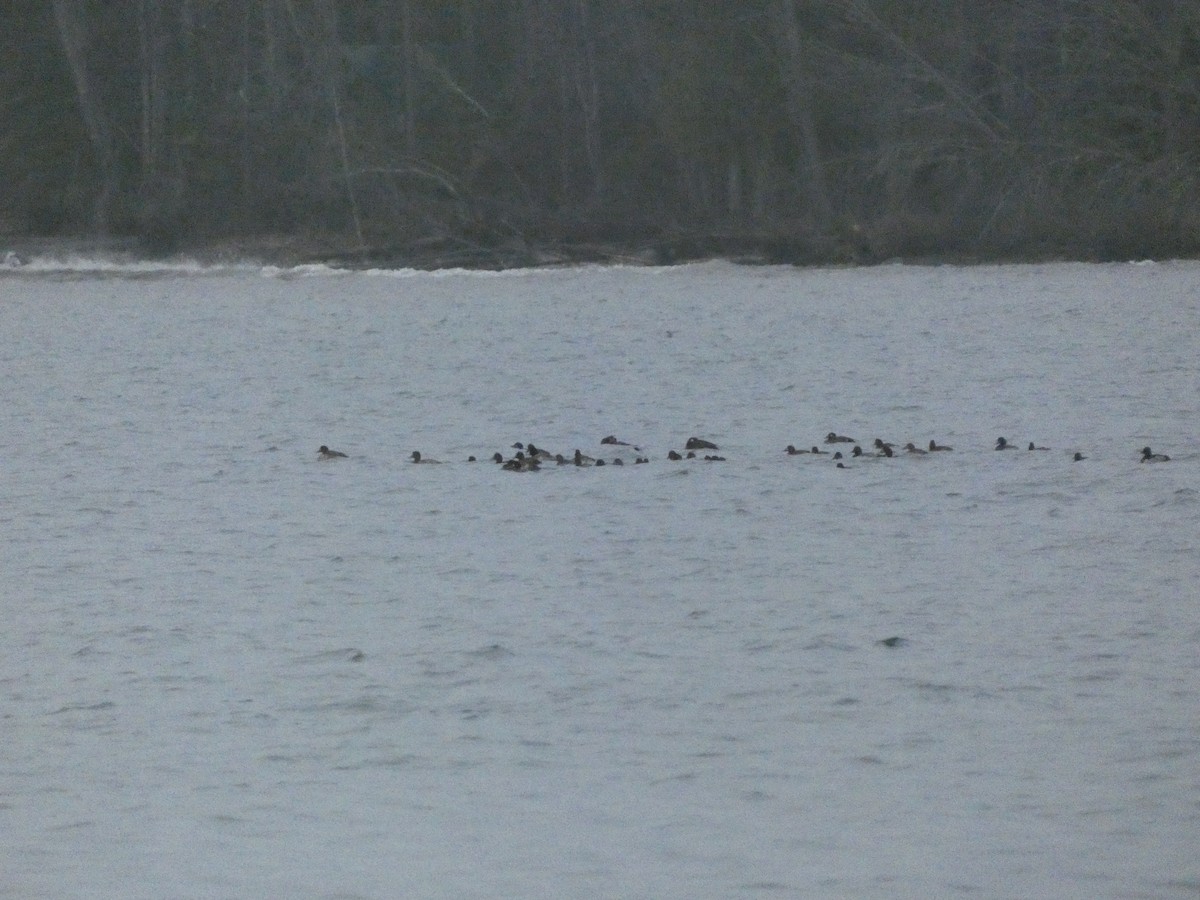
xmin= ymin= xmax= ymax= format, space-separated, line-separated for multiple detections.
xmin=2 ymin=250 xmax=261 ymax=278
xmin=1 ymin=260 xmax=1198 ymax=898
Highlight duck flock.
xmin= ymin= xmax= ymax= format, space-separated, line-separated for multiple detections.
xmin=317 ymin=434 xmax=1174 ymax=469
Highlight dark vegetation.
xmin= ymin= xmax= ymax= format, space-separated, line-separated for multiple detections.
xmin=4 ymin=1 xmax=1200 ymax=267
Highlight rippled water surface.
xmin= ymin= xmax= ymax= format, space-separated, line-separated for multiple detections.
xmin=2 ymin=259 xmax=1198 ymax=898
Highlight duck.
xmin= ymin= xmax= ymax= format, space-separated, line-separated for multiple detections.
xmin=1141 ymin=446 xmax=1170 ymax=462
xmin=317 ymin=445 xmax=348 ymax=459
xmin=852 ymin=444 xmax=891 ymax=459
xmin=491 ymin=452 xmax=505 ymax=464
xmin=410 ymin=451 xmax=442 ymax=463
xmin=809 ymin=446 xmax=828 ymax=455
xmin=1073 ymin=452 xmax=1086 ymax=461
xmin=785 ymin=444 xmax=811 ymax=455
xmin=904 ymin=442 xmax=927 ymax=455
xmin=928 ymin=440 xmax=953 ymax=451
xmin=503 ymin=455 xmax=540 ymax=471
xmin=825 ymin=432 xmax=856 ymax=443
xmin=1028 ymin=442 xmax=1049 ymax=451
xmin=832 ymin=451 xmax=844 ymax=460
xmin=601 ymin=435 xmax=640 ymax=450
xmin=573 ymin=449 xmax=596 ymax=466
xmin=686 ymin=437 xmax=718 ymax=450
xmin=873 ymin=438 xmax=897 ymax=451
xmin=995 ymin=437 xmax=1016 ymax=450
xmin=509 ymin=441 xmax=548 ymax=459
xmin=667 ymin=450 xmax=683 ymax=460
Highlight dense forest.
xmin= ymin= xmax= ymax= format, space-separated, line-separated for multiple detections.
xmin=3 ymin=1 xmax=1200 ymax=266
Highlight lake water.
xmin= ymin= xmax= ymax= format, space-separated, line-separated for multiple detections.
xmin=1 ymin=257 xmax=1198 ymax=898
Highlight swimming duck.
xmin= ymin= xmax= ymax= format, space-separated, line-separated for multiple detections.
xmin=873 ymin=438 xmax=897 ymax=451
xmin=809 ymin=446 xmax=827 ymax=455
xmin=832 ymin=451 xmax=844 ymax=460
xmin=995 ymin=437 xmax=1016 ymax=450
xmin=928 ymin=440 xmax=953 ymax=451
xmin=785 ymin=444 xmax=810 ymax=455
xmin=573 ymin=449 xmax=596 ymax=466
xmin=667 ymin=450 xmax=683 ymax=460
xmin=317 ymin=445 xmax=348 ymax=459
xmin=852 ymin=444 xmax=891 ymax=458
xmin=1073 ymin=452 xmax=1086 ymax=461
xmin=410 ymin=451 xmax=442 ymax=463
xmin=601 ymin=435 xmax=641 ymax=449
xmin=904 ymin=443 xmax=927 ymax=455
xmin=1028 ymin=442 xmax=1049 ymax=451
xmin=1141 ymin=446 xmax=1170 ymax=462
xmin=491 ymin=452 xmax=505 ymax=464
xmin=503 ymin=455 xmax=540 ymax=471
xmin=508 ymin=442 xmax=545 ymax=459
xmin=686 ymin=437 xmax=719 ymax=450
xmin=825 ymin=432 xmax=856 ymax=443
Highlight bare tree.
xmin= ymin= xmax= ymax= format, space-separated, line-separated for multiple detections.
xmin=776 ymin=0 xmax=833 ymax=228
xmin=52 ymin=0 xmax=119 ymax=233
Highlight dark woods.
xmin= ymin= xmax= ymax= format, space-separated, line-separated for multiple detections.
xmin=4 ymin=1 xmax=1200 ymax=266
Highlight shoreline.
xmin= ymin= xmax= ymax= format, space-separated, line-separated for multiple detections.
xmin=2 ymin=230 xmax=1191 ymax=272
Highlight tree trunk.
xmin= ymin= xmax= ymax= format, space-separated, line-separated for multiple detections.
xmin=52 ymin=0 xmax=119 ymax=233
xmin=777 ymin=0 xmax=833 ymax=228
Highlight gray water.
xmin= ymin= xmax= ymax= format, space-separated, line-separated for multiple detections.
xmin=2 ymin=259 xmax=1198 ymax=899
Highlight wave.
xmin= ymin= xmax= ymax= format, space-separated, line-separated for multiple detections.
xmin=1 ymin=241 xmax=867 ymax=281
xmin=2 ymin=250 xmax=257 ymax=278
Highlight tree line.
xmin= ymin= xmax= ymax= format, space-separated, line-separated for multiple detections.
xmin=3 ymin=1 xmax=1199 ymax=266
